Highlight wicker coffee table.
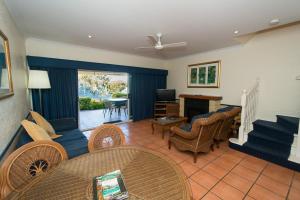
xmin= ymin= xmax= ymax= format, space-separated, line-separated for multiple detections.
xmin=7 ymin=146 xmax=191 ymax=200
xmin=151 ymin=117 xmax=187 ymax=139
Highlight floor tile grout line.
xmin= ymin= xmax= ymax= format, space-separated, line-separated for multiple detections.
xmin=258 ymin=169 xmax=294 ymax=187
xmin=242 ymin=162 xmax=268 ymax=200
xmin=201 ymin=152 xmax=248 ymax=199
xmin=186 ymin=147 xmax=233 ymax=179
xmin=117 ymin=121 xmax=299 ymax=200
xmin=170 ymin=146 xmax=231 ymax=199
xmin=285 ymin=171 xmax=295 ymax=199
xmin=243 ymin=162 xmax=288 ymax=199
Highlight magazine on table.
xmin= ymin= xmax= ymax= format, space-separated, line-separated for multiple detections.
xmin=93 ymin=170 xmax=128 ymax=200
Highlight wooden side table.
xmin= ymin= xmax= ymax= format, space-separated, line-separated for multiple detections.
xmin=151 ymin=117 xmax=187 ymax=139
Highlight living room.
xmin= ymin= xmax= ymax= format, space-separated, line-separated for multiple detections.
xmin=0 ymin=0 xmax=300 ymax=199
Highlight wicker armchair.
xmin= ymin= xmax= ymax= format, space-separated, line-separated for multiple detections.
xmin=0 ymin=141 xmax=67 ymax=199
xmin=168 ymin=113 xmax=223 ymax=163
xmin=214 ymin=107 xmax=241 ymax=147
xmin=88 ymin=124 xmax=125 ymax=152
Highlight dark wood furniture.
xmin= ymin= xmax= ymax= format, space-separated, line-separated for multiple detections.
xmin=6 ymin=146 xmax=192 ymax=200
xmin=169 ymin=113 xmax=223 ymax=163
xmin=151 ymin=117 xmax=187 ymax=139
xmin=178 ymin=94 xmax=223 ymax=101
xmin=154 ymin=102 xmax=179 ymax=118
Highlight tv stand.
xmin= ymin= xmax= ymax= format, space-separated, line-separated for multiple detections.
xmin=154 ymin=102 xmax=179 ymax=118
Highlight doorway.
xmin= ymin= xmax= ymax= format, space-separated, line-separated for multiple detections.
xmin=78 ymin=70 xmax=130 ymax=130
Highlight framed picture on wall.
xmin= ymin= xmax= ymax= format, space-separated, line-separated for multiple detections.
xmin=187 ymin=60 xmax=221 ymax=88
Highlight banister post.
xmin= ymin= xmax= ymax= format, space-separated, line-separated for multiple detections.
xmin=238 ymin=89 xmax=247 ymax=144
xmin=296 ymin=120 xmax=300 ymax=158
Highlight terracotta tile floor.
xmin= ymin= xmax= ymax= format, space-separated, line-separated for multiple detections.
xmin=97 ymin=120 xmax=300 ymax=200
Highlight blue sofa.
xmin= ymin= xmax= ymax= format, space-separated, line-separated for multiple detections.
xmin=17 ymin=117 xmax=88 ymax=159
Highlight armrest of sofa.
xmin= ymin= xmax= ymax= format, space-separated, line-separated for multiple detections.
xmin=170 ymin=126 xmax=196 ymax=139
xmin=49 ymin=118 xmax=78 ymax=133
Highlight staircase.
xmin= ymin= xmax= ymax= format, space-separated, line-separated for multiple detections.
xmin=228 ymin=78 xmax=300 ymax=170
xmin=230 ymin=115 xmax=300 ymax=170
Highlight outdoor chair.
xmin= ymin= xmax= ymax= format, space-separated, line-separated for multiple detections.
xmin=103 ymin=101 xmax=115 ymax=118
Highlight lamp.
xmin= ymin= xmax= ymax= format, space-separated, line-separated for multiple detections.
xmin=28 ymin=70 xmax=51 ymax=113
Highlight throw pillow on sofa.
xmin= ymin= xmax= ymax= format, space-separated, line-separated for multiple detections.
xmin=21 ymin=120 xmax=53 ymax=141
xmin=30 ymin=111 xmax=62 ymax=139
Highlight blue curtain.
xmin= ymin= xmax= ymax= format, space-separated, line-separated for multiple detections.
xmin=28 ymin=56 xmax=168 ymax=123
xmin=130 ymin=73 xmax=166 ymax=121
xmin=31 ymin=67 xmax=78 ymax=125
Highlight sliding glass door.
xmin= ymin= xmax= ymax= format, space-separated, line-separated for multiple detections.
xmin=78 ymin=70 xmax=130 ymax=131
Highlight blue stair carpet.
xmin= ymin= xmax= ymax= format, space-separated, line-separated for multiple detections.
xmin=277 ymin=115 xmax=299 ymax=134
xmin=229 ymin=116 xmax=300 ymax=171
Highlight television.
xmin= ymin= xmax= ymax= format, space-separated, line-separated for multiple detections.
xmin=156 ymin=89 xmax=176 ymax=102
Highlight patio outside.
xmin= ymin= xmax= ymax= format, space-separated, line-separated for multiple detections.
xmin=78 ymin=71 xmax=129 ymax=130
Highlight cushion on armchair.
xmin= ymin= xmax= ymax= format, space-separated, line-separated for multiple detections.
xmin=179 ymin=123 xmax=192 ymax=132
xmin=179 ymin=112 xmax=215 ymax=132
xmin=191 ymin=112 xmax=215 ymax=124
xmin=216 ymin=106 xmax=234 ymax=113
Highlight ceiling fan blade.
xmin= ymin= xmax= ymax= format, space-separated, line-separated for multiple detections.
xmin=147 ymin=35 xmax=157 ymax=45
xmin=162 ymin=42 xmax=187 ymax=48
xmin=134 ymin=46 xmax=155 ymax=50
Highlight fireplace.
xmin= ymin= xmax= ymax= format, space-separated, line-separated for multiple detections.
xmin=184 ymin=98 xmax=209 ymax=122
xmin=179 ymin=94 xmax=222 ymax=122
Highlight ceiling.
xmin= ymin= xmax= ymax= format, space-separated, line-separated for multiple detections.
xmin=5 ymin=0 xmax=300 ymax=59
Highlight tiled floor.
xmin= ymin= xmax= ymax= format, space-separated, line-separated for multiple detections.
xmin=86 ymin=119 xmax=300 ymax=200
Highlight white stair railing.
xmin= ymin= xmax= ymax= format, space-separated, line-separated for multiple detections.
xmin=296 ymin=121 xmax=300 ymax=158
xmin=237 ymin=79 xmax=260 ymax=145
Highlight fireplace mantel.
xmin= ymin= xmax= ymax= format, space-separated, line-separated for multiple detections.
xmin=179 ymin=94 xmax=222 ymax=120
xmin=179 ymin=94 xmax=222 ymax=101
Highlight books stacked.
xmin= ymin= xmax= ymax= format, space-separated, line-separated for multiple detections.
xmin=94 ymin=170 xmax=128 ymax=200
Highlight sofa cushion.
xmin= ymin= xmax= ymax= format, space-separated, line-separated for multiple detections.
xmin=17 ymin=119 xmax=88 ymax=159
xmin=50 ymin=118 xmax=78 ymax=132
xmin=56 ymin=138 xmax=88 ymax=159
xmin=179 ymin=112 xmax=215 ymax=132
xmin=30 ymin=111 xmax=62 ymax=139
xmin=216 ymin=106 xmax=234 ymax=113
xmin=21 ymin=120 xmax=52 ymax=141
xmin=191 ymin=112 xmax=215 ymax=124
xmin=52 ymin=129 xmax=88 ymax=158
xmin=54 ymin=129 xmax=87 ymax=144
xmin=179 ymin=123 xmax=192 ymax=132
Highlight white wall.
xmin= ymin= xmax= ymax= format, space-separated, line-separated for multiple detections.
xmin=0 ymin=0 xmax=28 ymax=154
xmin=26 ymin=38 xmax=167 ymax=69
xmin=167 ymin=24 xmax=300 ymax=121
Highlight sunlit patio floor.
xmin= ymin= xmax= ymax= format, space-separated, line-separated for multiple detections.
xmin=79 ymin=108 xmax=129 ymax=130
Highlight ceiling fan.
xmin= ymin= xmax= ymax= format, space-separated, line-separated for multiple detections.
xmin=135 ymin=33 xmax=187 ymax=50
